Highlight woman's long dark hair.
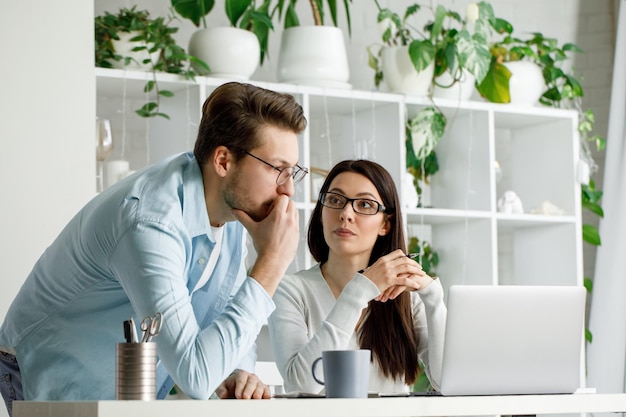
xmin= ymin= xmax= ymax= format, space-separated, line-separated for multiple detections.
xmin=308 ymin=160 xmax=420 ymax=385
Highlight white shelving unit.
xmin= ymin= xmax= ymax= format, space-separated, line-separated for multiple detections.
xmin=96 ymin=68 xmax=584 ymax=390
xmin=95 ymin=65 xmax=583 ymax=291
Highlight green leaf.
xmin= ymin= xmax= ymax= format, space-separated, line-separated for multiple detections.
xmin=542 ymin=86 xmax=562 ymax=102
xmin=342 ymin=0 xmax=352 ymax=35
xmin=492 ymin=17 xmax=513 ymax=35
xmin=404 ymin=4 xmax=420 ymax=20
xmin=585 ymin=329 xmax=593 ymax=343
xmin=283 ymin=2 xmax=299 ymax=29
xmin=144 ymin=80 xmax=156 ymax=93
xmin=431 ymin=252 xmax=439 ymax=266
xmin=476 ymin=58 xmax=511 ymax=103
xmin=408 ymin=40 xmax=435 ymax=73
xmin=188 ymin=55 xmax=210 ymax=73
xmin=407 ymin=107 xmax=446 ymax=160
xmin=563 ymin=42 xmax=583 ymax=53
xmin=154 ymin=112 xmax=171 ymax=119
xmin=583 ymin=277 xmax=593 ymax=293
xmin=225 ymin=0 xmax=252 ymax=27
xmin=171 ymin=0 xmax=215 ymax=28
xmin=135 ymin=101 xmax=159 ymax=118
xmin=565 ymin=74 xmax=583 ymax=97
xmin=429 ymin=5 xmax=446 ymax=43
xmin=582 ymin=201 xmax=604 ymax=218
xmin=582 ymin=224 xmax=601 ymax=246
xmin=327 ymin=0 xmax=338 ymax=27
xmin=582 ymin=181 xmax=604 ymax=204
xmin=455 ymin=31 xmax=491 ymax=84
xmin=159 ymin=90 xmax=175 ymax=97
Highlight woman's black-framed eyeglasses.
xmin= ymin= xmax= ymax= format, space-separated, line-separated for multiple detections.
xmin=319 ymin=192 xmax=387 ymax=215
xmin=235 ymin=148 xmax=308 ymax=186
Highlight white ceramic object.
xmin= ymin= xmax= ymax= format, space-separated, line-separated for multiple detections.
xmin=189 ymin=27 xmax=260 ymax=80
xmin=433 ymin=69 xmax=475 ymax=101
xmin=277 ymin=26 xmax=350 ymax=88
xmin=497 ymin=190 xmax=524 ymax=214
xmin=105 ymin=159 xmax=130 ymax=189
xmin=504 ymin=61 xmax=545 ymax=106
xmin=111 ymin=31 xmax=159 ymax=71
xmin=381 ymin=46 xmax=434 ymax=96
xmin=402 ymin=171 xmax=419 ymax=209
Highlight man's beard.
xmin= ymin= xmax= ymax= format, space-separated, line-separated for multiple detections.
xmin=223 ymin=172 xmax=271 ymax=222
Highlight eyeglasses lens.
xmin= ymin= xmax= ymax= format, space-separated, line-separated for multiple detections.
xmin=320 ymin=192 xmax=382 ymax=215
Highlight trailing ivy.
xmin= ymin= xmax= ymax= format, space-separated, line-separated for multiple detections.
xmin=95 ymin=6 xmax=208 ymax=119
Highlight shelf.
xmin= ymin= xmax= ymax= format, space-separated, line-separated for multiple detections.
xmin=407 ymin=208 xmax=491 ymax=224
xmin=496 ymin=213 xmax=577 ymax=228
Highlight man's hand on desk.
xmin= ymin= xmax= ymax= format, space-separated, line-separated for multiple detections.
xmin=214 ymin=369 xmax=271 ymax=399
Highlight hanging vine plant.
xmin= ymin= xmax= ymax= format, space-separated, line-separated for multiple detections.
xmin=405 ymin=106 xmax=446 ymax=200
xmin=95 ymin=6 xmax=208 ymax=119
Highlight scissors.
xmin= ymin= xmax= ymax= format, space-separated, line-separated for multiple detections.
xmin=140 ymin=312 xmax=163 ymax=343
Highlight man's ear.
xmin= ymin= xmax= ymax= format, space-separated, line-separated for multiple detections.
xmin=212 ymin=146 xmax=232 ymax=178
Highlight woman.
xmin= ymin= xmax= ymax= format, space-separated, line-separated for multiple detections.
xmin=269 ymin=159 xmax=446 ymax=394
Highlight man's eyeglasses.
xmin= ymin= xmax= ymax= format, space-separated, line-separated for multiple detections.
xmin=235 ymin=148 xmax=308 ymax=186
xmin=319 ymin=192 xmax=387 ymax=215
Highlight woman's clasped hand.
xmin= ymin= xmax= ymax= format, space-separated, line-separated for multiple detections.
xmin=360 ymin=249 xmax=434 ymax=302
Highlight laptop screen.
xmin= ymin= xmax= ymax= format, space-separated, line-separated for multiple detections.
xmin=439 ymin=285 xmax=586 ymax=396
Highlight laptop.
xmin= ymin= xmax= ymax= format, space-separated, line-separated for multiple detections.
xmin=438 ymin=285 xmax=586 ymax=396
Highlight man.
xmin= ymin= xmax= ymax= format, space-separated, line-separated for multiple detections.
xmin=0 ymin=82 xmax=308 ymax=415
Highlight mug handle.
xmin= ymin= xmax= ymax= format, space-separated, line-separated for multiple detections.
xmin=311 ymin=357 xmax=324 ymax=385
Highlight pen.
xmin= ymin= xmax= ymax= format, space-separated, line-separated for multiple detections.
xmin=358 ymin=253 xmax=420 ymax=273
xmin=129 ymin=316 xmax=139 ymax=343
xmin=123 ymin=320 xmax=132 ymax=343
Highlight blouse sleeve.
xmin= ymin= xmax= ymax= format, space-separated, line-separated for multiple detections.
xmin=412 ymin=278 xmax=447 ymax=391
xmin=269 ymin=271 xmax=379 ymax=393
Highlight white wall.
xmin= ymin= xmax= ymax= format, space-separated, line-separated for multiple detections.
xmin=0 ymin=0 xmax=95 ymax=413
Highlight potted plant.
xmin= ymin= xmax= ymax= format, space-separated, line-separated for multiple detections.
xmin=367 ymin=2 xmax=435 ymax=96
xmin=427 ymin=2 xmax=499 ymax=100
xmin=171 ymin=0 xmax=274 ymax=80
xmin=95 ymin=6 xmax=207 ymax=119
xmin=274 ymin=0 xmax=353 ymax=87
xmin=368 ymin=1 xmax=496 ymax=98
xmin=408 ymin=236 xmax=439 ymax=275
xmin=476 ymin=28 xmax=582 ymax=106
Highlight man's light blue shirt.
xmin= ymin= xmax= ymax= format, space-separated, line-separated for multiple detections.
xmin=0 ymin=152 xmax=275 ymax=400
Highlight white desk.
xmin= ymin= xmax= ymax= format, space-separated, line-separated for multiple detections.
xmin=13 ymin=394 xmax=626 ymax=417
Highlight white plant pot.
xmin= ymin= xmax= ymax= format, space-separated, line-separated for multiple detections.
xmin=111 ymin=31 xmax=159 ymax=71
xmin=381 ymin=46 xmax=434 ymax=97
xmin=433 ymin=69 xmax=475 ymax=101
xmin=277 ymin=26 xmax=351 ymax=88
xmin=189 ymin=27 xmax=259 ymax=80
xmin=504 ymin=61 xmax=545 ymax=106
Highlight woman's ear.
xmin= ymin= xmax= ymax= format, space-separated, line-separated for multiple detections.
xmin=378 ymin=215 xmax=392 ymax=236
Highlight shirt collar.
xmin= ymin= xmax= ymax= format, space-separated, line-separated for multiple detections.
xmin=182 ymin=155 xmax=215 ymax=241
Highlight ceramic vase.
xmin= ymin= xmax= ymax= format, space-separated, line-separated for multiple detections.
xmin=110 ymin=31 xmax=159 ymax=71
xmin=504 ymin=61 xmax=545 ymax=106
xmin=433 ymin=69 xmax=476 ymax=101
xmin=189 ymin=27 xmax=260 ymax=80
xmin=381 ymin=46 xmax=434 ymax=96
xmin=277 ymin=26 xmax=351 ymax=89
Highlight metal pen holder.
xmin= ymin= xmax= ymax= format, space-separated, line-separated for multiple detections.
xmin=116 ymin=342 xmax=157 ymax=400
